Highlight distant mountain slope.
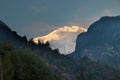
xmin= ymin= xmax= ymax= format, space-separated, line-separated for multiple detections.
xmin=33 ymin=26 xmax=87 ymax=54
xmin=72 ymin=16 xmax=120 ymax=69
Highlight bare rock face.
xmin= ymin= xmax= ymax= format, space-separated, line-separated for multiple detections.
xmin=72 ymin=16 xmax=120 ymax=69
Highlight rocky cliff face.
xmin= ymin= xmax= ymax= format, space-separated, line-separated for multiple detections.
xmin=72 ymin=16 xmax=120 ymax=69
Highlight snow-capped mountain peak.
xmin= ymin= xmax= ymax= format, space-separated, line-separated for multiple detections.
xmin=33 ymin=26 xmax=87 ymax=54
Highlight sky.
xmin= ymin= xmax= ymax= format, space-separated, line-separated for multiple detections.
xmin=0 ymin=0 xmax=120 ymax=39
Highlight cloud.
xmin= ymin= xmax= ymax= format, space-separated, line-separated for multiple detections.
xmin=101 ymin=8 xmax=120 ymax=17
xmin=102 ymin=9 xmax=113 ymax=16
xmin=68 ymin=9 xmax=116 ymax=28
xmin=68 ymin=17 xmax=99 ymax=28
xmin=22 ymin=22 xmax=57 ymax=39
xmin=33 ymin=26 xmax=87 ymax=55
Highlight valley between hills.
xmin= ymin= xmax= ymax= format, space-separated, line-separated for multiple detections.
xmin=0 ymin=16 xmax=120 ymax=80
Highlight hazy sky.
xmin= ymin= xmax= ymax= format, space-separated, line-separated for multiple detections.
xmin=0 ymin=0 xmax=120 ymax=39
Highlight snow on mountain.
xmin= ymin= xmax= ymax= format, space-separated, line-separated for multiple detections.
xmin=33 ymin=26 xmax=87 ymax=55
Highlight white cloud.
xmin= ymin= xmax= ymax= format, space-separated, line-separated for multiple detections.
xmin=33 ymin=26 xmax=87 ymax=55
xmin=21 ymin=22 xmax=56 ymax=39
xmin=102 ymin=9 xmax=113 ymax=16
xmin=68 ymin=8 xmax=117 ymax=28
xmin=68 ymin=17 xmax=99 ymax=28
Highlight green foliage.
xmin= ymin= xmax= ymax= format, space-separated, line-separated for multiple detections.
xmin=2 ymin=51 xmax=14 ymax=80
xmin=25 ymin=41 xmax=120 ymax=80
xmin=1 ymin=42 xmax=120 ymax=80
xmin=0 ymin=42 xmax=56 ymax=80
xmin=0 ymin=41 xmax=14 ymax=51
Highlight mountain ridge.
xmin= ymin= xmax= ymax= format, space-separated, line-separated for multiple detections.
xmin=72 ymin=16 xmax=120 ymax=69
xmin=0 ymin=20 xmax=28 ymax=47
xmin=1 ymin=17 xmax=120 ymax=80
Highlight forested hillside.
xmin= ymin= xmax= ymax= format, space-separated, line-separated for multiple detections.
xmin=0 ymin=42 xmax=57 ymax=80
